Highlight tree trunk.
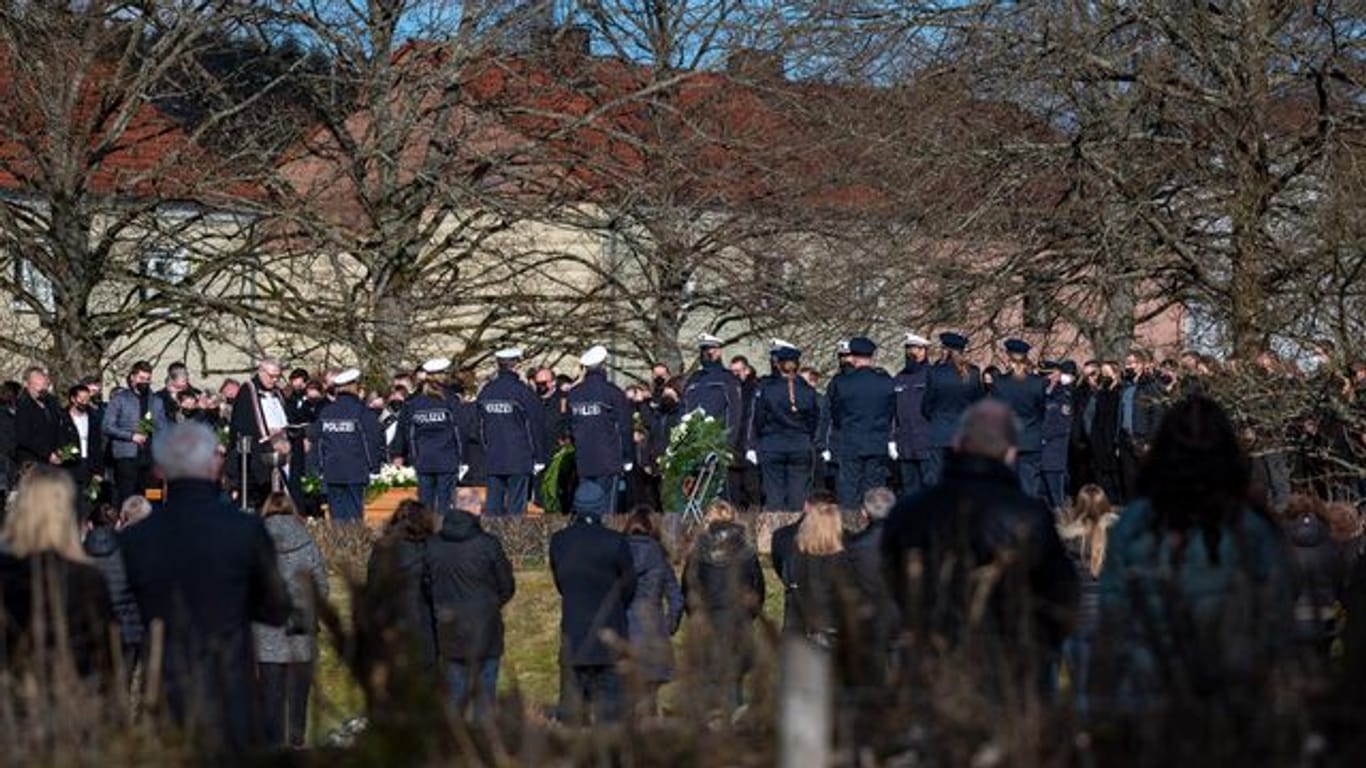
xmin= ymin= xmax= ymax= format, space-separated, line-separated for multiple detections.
xmin=1092 ymin=271 xmax=1136 ymax=360
xmin=360 ymin=275 xmax=416 ymax=385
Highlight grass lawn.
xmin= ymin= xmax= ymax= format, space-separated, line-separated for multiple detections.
xmin=310 ymin=562 xmax=786 ymax=742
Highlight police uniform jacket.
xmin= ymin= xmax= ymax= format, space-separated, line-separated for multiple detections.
xmin=314 ymin=392 xmax=384 ymax=485
xmin=681 ymin=362 xmax=743 ymax=451
xmin=921 ymin=362 xmax=985 ymax=449
xmin=749 ymin=373 xmax=820 ymax=456
xmin=1041 ymin=385 xmax=1073 ymax=472
xmin=394 ymin=393 xmax=463 ymax=475
xmin=476 ymin=370 xmax=548 ymax=475
xmin=827 ymin=367 xmax=896 ymax=460
xmin=568 ymin=370 xmax=633 ymax=478
xmin=989 ymin=373 xmax=1047 ymax=453
xmin=893 ymin=361 xmax=932 ymax=460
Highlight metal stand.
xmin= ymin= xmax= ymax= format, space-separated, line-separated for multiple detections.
xmin=239 ymin=435 xmax=253 ymax=513
xmin=682 ymin=452 xmax=721 ymax=526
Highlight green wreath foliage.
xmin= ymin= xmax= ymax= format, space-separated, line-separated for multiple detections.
xmin=659 ymin=409 xmax=732 ymax=514
xmin=540 ymin=444 xmax=576 ymax=515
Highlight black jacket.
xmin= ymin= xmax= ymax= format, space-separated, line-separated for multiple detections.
xmin=58 ymin=407 xmax=105 ymax=478
xmin=845 ymin=519 xmax=900 ymax=649
xmin=0 ymin=406 xmax=16 ymax=489
xmin=14 ymin=391 xmax=62 ymax=467
xmin=0 ymin=551 xmax=114 ymax=677
xmin=785 ymin=549 xmax=857 ymax=639
xmin=119 ymin=479 xmax=291 ymax=748
xmin=1286 ymin=513 xmax=1354 ymax=645
xmin=770 ymin=518 xmax=801 ymax=633
xmin=683 ymin=522 xmax=765 ymax=636
xmin=366 ymin=534 xmax=438 ymax=670
xmin=84 ymin=526 xmax=145 ymax=647
xmin=882 ymin=454 xmax=1079 ymax=660
xmin=549 ymin=515 xmax=637 ymax=666
xmin=428 ymin=510 xmax=515 ymax=661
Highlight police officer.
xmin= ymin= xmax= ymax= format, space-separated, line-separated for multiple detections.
xmin=747 ymin=343 xmax=820 ymax=511
xmin=569 ymin=345 xmax=632 ymax=515
xmin=477 ymin=347 xmax=547 ymax=516
xmin=892 ymin=332 xmax=934 ymax=496
xmin=826 ymin=336 xmax=896 ymax=510
xmin=314 ymin=368 xmax=384 ymax=523
xmin=681 ymin=334 xmax=744 ymax=481
xmin=1039 ymin=360 xmax=1074 ymax=511
xmin=817 ymin=339 xmax=852 ymax=493
xmin=990 ymin=339 xmax=1047 ymax=497
xmin=921 ymin=332 xmax=984 ymax=487
xmin=393 ymin=357 xmax=466 ymax=513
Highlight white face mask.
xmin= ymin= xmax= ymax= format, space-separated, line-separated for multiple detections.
xmin=1060 ymin=374 xmax=1075 ymax=386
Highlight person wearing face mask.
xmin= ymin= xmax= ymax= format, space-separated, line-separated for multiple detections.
xmin=892 ymin=333 xmax=934 ymax=496
xmin=1117 ymin=349 xmax=1166 ymax=502
xmin=102 ymin=361 xmax=168 ymax=506
xmin=1038 ymin=361 xmax=1074 ymax=512
xmin=59 ymin=383 xmax=105 ymax=517
xmin=1082 ymin=361 xmax=1124 ymax=503
xmin=1069 ymin=361 xmax=1100 ymax=495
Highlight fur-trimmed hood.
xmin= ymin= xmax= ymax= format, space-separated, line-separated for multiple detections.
xmin=1057 ymin=512 xmax=1120 ymax=543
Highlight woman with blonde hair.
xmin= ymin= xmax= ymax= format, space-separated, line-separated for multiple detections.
xmin=0 ymin=466 xmax=113 ymax=677
xmin=682 ymin=499 xmax=764 ymax=715
xmin=1057 ymin=483 xmax=1117 ymax=714
xmin=785 ymin=492 xmax=857 ymax=647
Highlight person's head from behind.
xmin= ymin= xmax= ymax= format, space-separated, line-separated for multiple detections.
xmin=860 ymin=487 xmax=895 ymax=526
xmin=1069 ymin=484 xmax=1112 ymax=525
xmin=703 ymin=499 xmax=737 ymax=528
xmin=87 ymin=502 xmax=120 ymax=530
xmin=454 ymin=486 xmax=481 ymax=515
xmin=386 ymin=498 xmax=435 ymax=542
xmin=1139 ymin=396 xmax=1251 ymax=562
xmin=121 ymin=495 xmax=152 ymax=527
xmin=797 ymin=493 xmax=844 ymax=556
xmin=624 ymin=507 xmax=659 ymax=541
xmin=1063 ymin=484 xmax=1116 ymax=578
xmin=152 ymin=422 xmax=221 ymax=483
xmin=571 ymin=481 xmax=611 ymax=520
xmin=4 ymin=466 xmax=83 ymax=561
xmin=951 ymin=400 xmax=1019 ymax=467
xmin=261 ymin=491 xmax=298 ymax=519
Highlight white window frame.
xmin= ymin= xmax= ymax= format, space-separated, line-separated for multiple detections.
xmin=10 ymin=257 xmax=55 ymax=314
xmin=139 ymin=246 xmax=190 ymax=302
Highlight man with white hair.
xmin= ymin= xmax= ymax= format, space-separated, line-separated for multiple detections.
xmin=227 ymin=356 xmax=290 ymax=509
xmin=120 ymin=421 xmax=291 ymax=751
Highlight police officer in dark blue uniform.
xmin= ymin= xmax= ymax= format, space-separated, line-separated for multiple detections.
xmin=892 ymin=332 xmax=934 ymax=496
xmin=681 ymin=333 xmax=744 ymax=489
xmin=747 ymin=343 xmax=820 ymax=511
xmin=989 ymin=339 xmax=1047 ymax=498
xmin=826 ymin=336 xmax=896 ymax=510
xmin=314 ymin=368 xmax=384 ymax=522
xmin=1039 ymin=360 xmax=1074 ymax=511
xmin=816 ymin=340 xmax=852 ymax=493
xmin=477 ymin=347 xmax=548 ymax=516
xmin=921 ymin=332 xmax=984 ymax=487
xmin=393 ymin=357 xmax=466 ymax=513
xmin=569 ymin=345 xmax=633 ymax=515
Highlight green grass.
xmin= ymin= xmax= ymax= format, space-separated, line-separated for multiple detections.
xmin=311 ymin=561 xmax=786 ymax=740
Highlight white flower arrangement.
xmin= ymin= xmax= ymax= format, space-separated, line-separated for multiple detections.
xmin=368 ymin=463 xmax=418 ymax=491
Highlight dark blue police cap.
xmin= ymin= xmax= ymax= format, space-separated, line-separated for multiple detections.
xmin=939 ymin=332 xmax=968 ymax=352
xmin=847 ymin=337 xmax=877 ymax=357
xmin=1004 ymin=338 xmax=1031 ymax=356
xmin=774 ymin=346 xmax=801 ymax=362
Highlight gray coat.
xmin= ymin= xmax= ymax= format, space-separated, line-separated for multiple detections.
xmin=252 ymin=515 xmax=328 ymax=664
xmin=102 ymin=387 xmax=169 ymax=460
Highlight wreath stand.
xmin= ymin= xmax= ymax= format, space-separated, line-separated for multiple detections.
xmin=681 ymin=452 xmax=722 ymax=526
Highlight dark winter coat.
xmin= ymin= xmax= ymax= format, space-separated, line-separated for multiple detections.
xmin=682 ymin=522 xmax=765 ymax=653
xmin=393 ymin=393 xmax=464 ymax=475
xmin=845 ymin=519 xmax=900 ymax=652
xmin=1057 ymin=515 xmax=1119 ymax=636
xmin=477 ymin=370 xmax=548 ymax=475
xmin=252 ymin=515 xmax=328 ymax=664
xmin=827 ymin=366 xmax=896 ymax=460
xmin=681 ymin=362 xmax=744 ymax=453
xmin=428 ymin=510 xmax=515 ymax=662
xmin=989 ymin=373 xmax=1047 ymax=452
xmin=1285 ymin=513 xmax=1354 ymax=647
xmin=626 ymin=535 xmax=684 ymax=683
xmin=366 ymin=535 xmax=438 ymax=671
xmin=14 ymin=390 xmax=63 ymax=467
xmin=921 ymin=362 xmax=986 ymax=449
xmin=0 ymin=406 xmax=16 ymax=489
xmin=770 ymin=518 xmax=802 ymax=634
xmin=569 ymin=370 xmax=633 ymax=478
xmin=784 ymin=549 xmax=858 ymax=641
xmin=550 ymin=515 xmax=637 ymax=667
xmin=882 ymin=454 xmax=1079 ymax=662
xmin=83 ymin=526 xmax=145 ymax=647
xmin=892 ymin=361 xmax=932 ymax=460
xmin=1086 ymin=387 xmax=1123 ymax=473
xmin=314 ymin=393 xmax=385 ymax=485
xmin=0 ymin=550 xmax=114 ymax=677
xmin=749 ymin=373 xmax=821 ymax=456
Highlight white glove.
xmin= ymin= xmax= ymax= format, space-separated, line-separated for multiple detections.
xmin=623 ymin=463 xmax=634 ymax=472
xmin=458 ymin=464 xmax=469 ymax=481
xmin=888 ymin=442 xmax=899 ymax=461
xmin=745 ymin=450 xmax=758 ymax=466
xmin=821 ymin=451 xmax=832 ymax=462
xmin=533 ymin=463 xmax=546 ymax=474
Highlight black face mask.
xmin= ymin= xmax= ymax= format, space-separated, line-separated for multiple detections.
xmin=653 ymin=376 xmax=666 ymax=388
xmin=1098 ymin=375 xmax=1115 ymax=388
xmin=75 ymin=403 xmax=90 ymax=413
xmin=1122 ymin=369 xmax=1137 ymax=382
xmin=134 ymin=382 xmax=151 ymax=396
xmin=388 ymin=400 xmax=403 ymax=410
xmin=536 ymin=382 xmax=552 ymax=396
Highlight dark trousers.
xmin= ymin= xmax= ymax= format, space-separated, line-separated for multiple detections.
xmin=1015 ymin=451 xmax=1042 ymax=498
xmin=564 ymin=665 xmax=623 ymax=725
xmin=760 ymin=451 xmax=812 ymax=512
xmin=725 ymin=465 xmax=761 ymax=508
xmin=1041 ymin=470 xmax=1069 ymax=511
xmin=418 ymin=472 xmax=457 ymax=513
xmin=1118 ymin=436 xmax=1142 ymax=503
xmin=923 ymin=448 xmax=949 ymax=488
xmin=113 ymin=457 xmax=150 ymax=507
xmin=895 ymin=458 xmax=930 ymax=496
xmin=258 ymin=661 xmax=312 ymax=749
xmin=326 ymin=483 xmax=365 ymax=522
xmin=836 ymin=455 xmax=888 ymax=510
xmin=578 ymin=475 xmax=619 ymax=515
xmin=485 ymin=474 xmax=530 ymax=516
xmin=446 ymin=657 xmax=499 ymax=722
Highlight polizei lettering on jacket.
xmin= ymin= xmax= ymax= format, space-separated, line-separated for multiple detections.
xmin=412 ymin=410 xmax=449 ymax=424
xmin=321 ymin=419 xmax=357 ymax=433
xmin=571 ymin=402 xmax=606 ymax=417
xmin=483 ymin=402 xmax=515 ymax=415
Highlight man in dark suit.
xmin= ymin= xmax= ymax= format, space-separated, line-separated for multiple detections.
xmin=14 ymin=365 xmax=62 ymax=470
xmin=549 ymin=482 xmax=637 ymax=724
xmin=120 ymin=421 xmax=291 ymax=752
xmin=58 ymin=383 xmax=104 ymax=518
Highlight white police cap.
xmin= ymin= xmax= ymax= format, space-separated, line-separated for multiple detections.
xmin=333 ymin=368 xmax=361 ymax=385
xmin=494 ymin=348 xmax=523 ymax=361
xmin=904 ymin=332 xmax=930 ymax=347
xmin=770 ymin=338 xmax=797 ymax=352
xmin=580 ymin=345 xmax=609 ymax=367
xmin=697 ymin=333 xmax=722 ymax=349
xmin=421 ymin=357 xmax=451 ymax=374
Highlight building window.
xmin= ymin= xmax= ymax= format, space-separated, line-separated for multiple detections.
xmin=11 ymin=259 xmax=54 ymax=314
xmin=1023 ymin=293 xmax=1050 ymax=331
xmin=140 ymin=247 xmax=190 ymax=302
